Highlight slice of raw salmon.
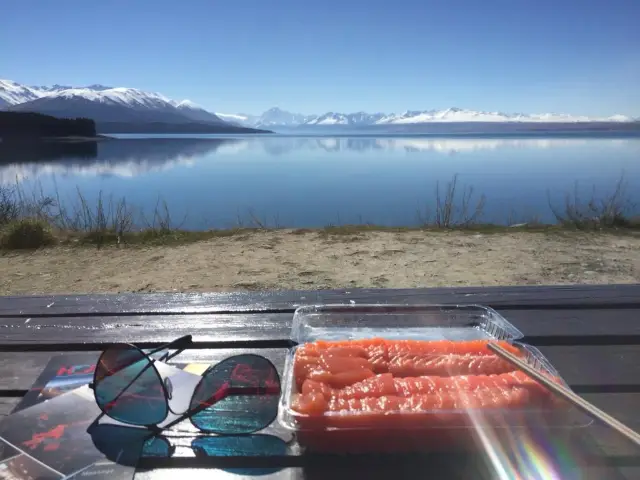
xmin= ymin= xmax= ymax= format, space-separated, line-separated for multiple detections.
xmin=304 ymin=371 xmax=550 ymax=401
xmin=294 ymin=339 xmax=524 ymax=385
xmin=308 ymin=367 xmax=376 ymax=389
xmin=294 ymin=384 xmax=535 ymax=416
xmin=388 ymin=353 xmax=516 ymax=377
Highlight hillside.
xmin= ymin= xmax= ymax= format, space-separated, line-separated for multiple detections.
xmin=96 ymin=121 xmax=271 ymax=134
xmin=0 ymin=111 xmax=97 ymax=138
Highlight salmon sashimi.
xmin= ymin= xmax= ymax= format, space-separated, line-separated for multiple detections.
xmin=289 ymin=338 xmax=566 ymax=453
xmin=295 ymin=352 xmax=376 ymax=389
xmin=307 ymin=367 xmax=376 ymax=389
xmin=294 ymin=339 xmax=524 ymax=389
xmin=387 ymin=353 xmax=515 ymax=377
xmin=299 ymin=371 xmax=551 ymax=402
xmin=292 ymin=386 xmax=533 ymax=416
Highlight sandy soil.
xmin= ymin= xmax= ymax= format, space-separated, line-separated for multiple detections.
xmin=1 ymin=230 xmax=639 ymax=295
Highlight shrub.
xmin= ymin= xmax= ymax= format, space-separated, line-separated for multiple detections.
xmin=1 ymin=218 xmax=56 ymax=250
xmin=547 ymin=174 xmax=636 ymax=230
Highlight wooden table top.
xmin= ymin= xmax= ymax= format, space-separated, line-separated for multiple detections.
xmin=1 ymin=284 xmax=639 ymax=479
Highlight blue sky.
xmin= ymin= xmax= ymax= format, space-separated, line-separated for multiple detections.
xmin=3 ymin=0 xmax=639 ymax=116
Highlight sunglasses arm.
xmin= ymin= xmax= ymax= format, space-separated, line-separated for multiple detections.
xmin=148 ymin=335 xmax=193 ymax=361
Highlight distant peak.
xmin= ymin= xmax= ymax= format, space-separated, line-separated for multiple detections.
xmin=84 ymin=84 xmax=113 ymax=91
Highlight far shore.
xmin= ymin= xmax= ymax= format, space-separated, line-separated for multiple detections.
xmin=0 ymin=135 xmax=110 ymax=143
xmin=1 ymin=228 xmax=638 ymax=295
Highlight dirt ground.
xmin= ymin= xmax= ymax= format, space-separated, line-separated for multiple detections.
xmin=1 ymin=230 xmax=639 ymax=295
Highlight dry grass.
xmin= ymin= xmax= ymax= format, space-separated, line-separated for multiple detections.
xmin=1 ymin=172 xmax=638 ymax=250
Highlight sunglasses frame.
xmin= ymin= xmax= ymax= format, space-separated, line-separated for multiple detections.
xmin=89 ymin=334 xmax=193 ymax=428
xmin=89 ymin=337 xmax=281 ymax=436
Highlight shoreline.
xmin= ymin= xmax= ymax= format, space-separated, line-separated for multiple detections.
xmin=2 ymin=221 xmax=640 ymax=250
xmin=1 ymin=228 xmax=638 ymax=295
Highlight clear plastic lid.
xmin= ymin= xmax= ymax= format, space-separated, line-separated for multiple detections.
xmin=291 ymin=304 xmax=524 ymax=344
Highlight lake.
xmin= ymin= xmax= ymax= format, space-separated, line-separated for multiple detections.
xmin=2 ymin=134 xmax=639 ymax=229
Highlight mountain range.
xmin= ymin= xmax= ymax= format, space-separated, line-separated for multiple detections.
xmin=1 ymin=78 xmax=637 ymax=134
xmin=0 ymin=79 xmax=268 ymax=134
xmin=218 ymin=107 xmax=635 ymax=129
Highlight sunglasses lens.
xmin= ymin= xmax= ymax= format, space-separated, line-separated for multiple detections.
xmin=189 ymin=355 xmax=281 ymax=434
xmin=94 ymin=344 xmax=167 ymax=425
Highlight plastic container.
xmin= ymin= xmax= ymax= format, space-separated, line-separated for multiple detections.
xmin=290 ymin=304 xmax=525 ymax=343
xmin=278 ymin=304 xmax=591 ymax=453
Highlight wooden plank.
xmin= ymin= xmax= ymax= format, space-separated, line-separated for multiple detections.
xmin=1 ymin=309 xmax=639 ymax=349
xmin=581 ymin=393 xmax=640 ymax=425
xmin=131 ymin=434 xmax=640 ymax=479
xmin=1 ymin=284 xmax=639 ymax=316
xmin=1 ymin=348 xmax=638 ymax=415
xmin=577 ymin=469 xmax=640 ymax=480
xmin=0 ymin=313 xmax=293 ymax=348
xmin=133 ymin=463 xmax=640 ymax=480
xmin=535 ymin=345 xmax=640 ymax=390
xmin=506 ymin=308 xmax=640 ymax=342
xmin=0 ymin=397 xmax=19 ymax=416
xmin=133 ymin=455 xmax=640 ymax=480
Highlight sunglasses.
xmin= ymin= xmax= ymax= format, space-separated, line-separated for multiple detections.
xmin=88 ymin=335 xmax=281 ymax=435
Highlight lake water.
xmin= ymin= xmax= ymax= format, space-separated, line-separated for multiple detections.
xmin=3 ymin=134 xmax=639 ymax=229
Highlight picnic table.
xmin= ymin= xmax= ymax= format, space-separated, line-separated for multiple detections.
xmin=1 ymin=284 xmax=639 ymax=479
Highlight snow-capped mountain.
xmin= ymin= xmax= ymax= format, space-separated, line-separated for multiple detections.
xmin=305 ymin=112 xmax=386 ymax=126
xmin=218 ymin=106 xmax=635 ymax=128
xmin=0 ymin=79 xmax=259 ymax=131
xmin=256 ymin=107 xmax=317 ymax=127
xmin=215 ymin=107 xmax=315 ymax=128
xmin=172 ymin=99 xmax=226 ymax=124
xmin=0 ymin=79 xmax=44 ymax=108
xmin=215 ymin=107 xmax=322 ymax=128
xmin=375 ymin=108 xmax=632 ymax=124
xmin=8 ymin=86 xmax=227 ymax=125
xmin=215 ymin=113 xmax=259 ymax=127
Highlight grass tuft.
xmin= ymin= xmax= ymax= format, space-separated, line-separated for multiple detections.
xmin=547 ymin=173 xmax=638 ymax=230
xmin=1 ymin=218 xmax=56 ymax=250
xmin=417 ymin=173 xmax=486 ymax=228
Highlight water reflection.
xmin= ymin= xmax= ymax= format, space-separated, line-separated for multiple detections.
xmin=2 ymin=135 xmax=638 ymax=229
xmin=209 ymin=136 xmax=633 ymax=156
xmin=1 ymin=136 xmax=634 ymax=184
xmin=0 ymin=138 xmax=242 ymax=184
